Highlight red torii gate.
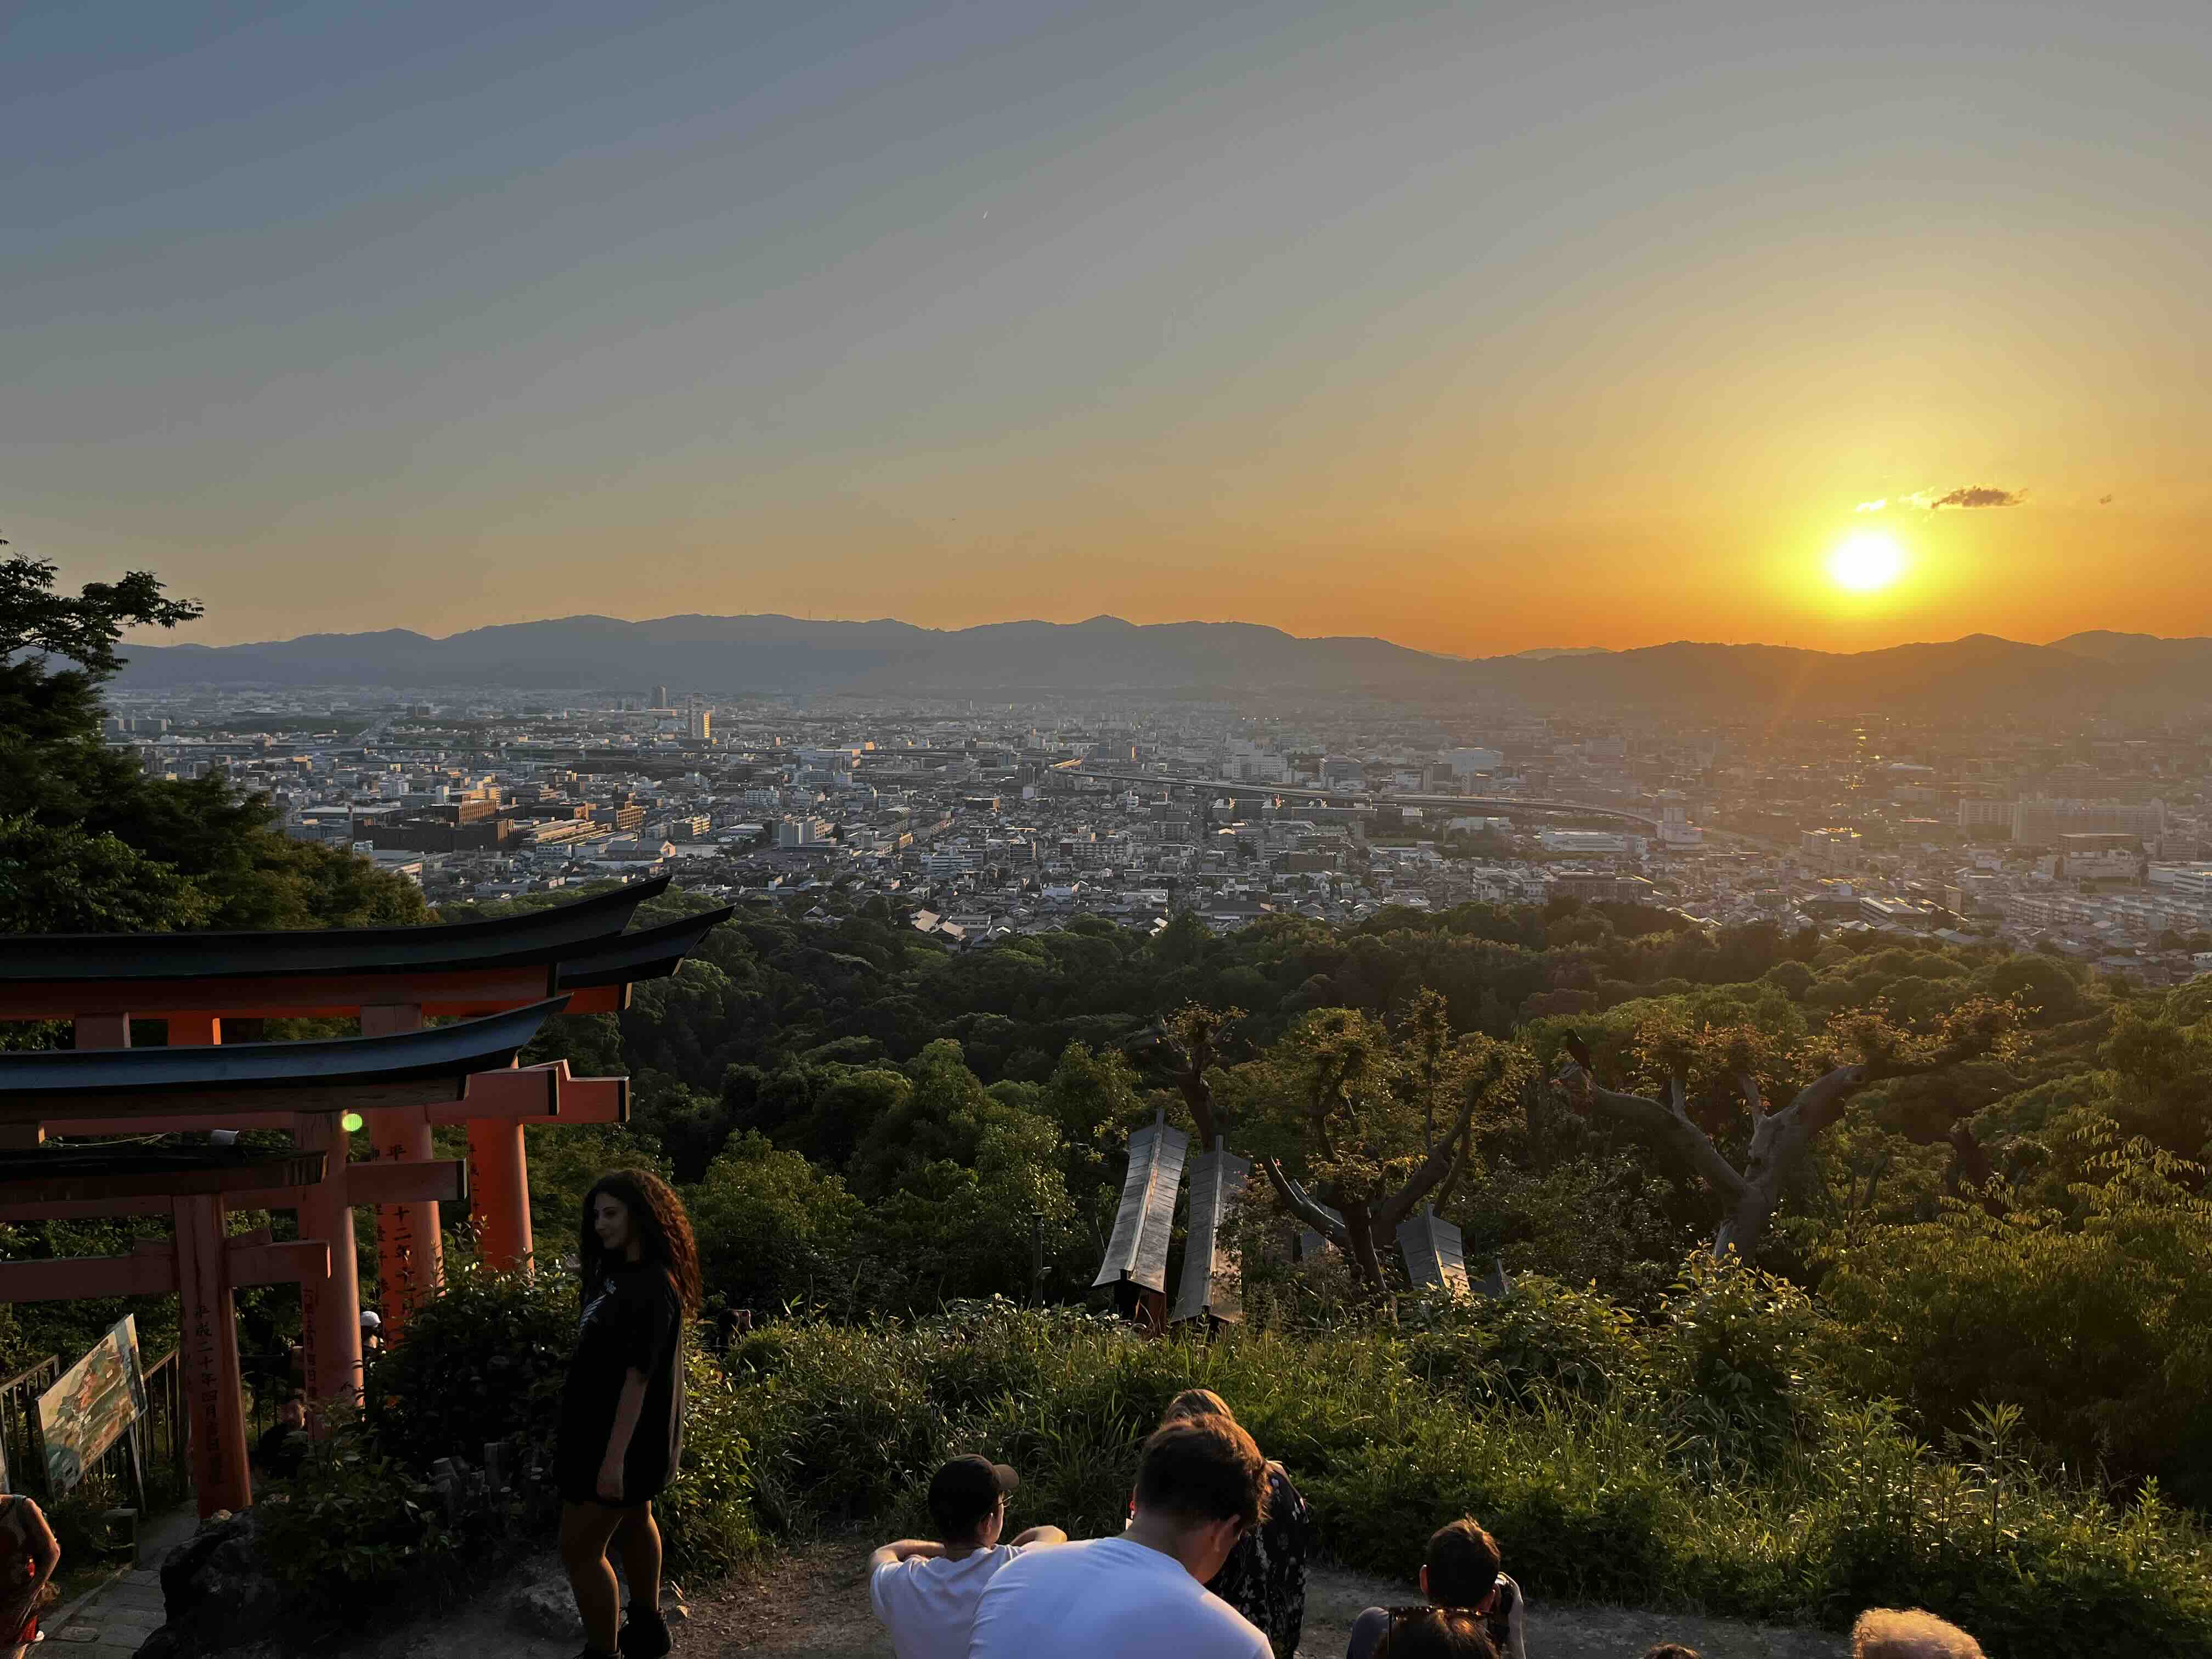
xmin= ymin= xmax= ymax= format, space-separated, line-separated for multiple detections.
xmin=0 ymin=880 xmax=729 ymax=1353
xmin=0 ymin=1004 xmax=565 ymax=1515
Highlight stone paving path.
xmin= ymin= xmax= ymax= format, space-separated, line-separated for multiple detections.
xmin=43 ymin=1506 xmax=200 ymax=1659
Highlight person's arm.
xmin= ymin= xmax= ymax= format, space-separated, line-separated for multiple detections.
xmin=1501 ymin=1581 xmax=1528 ymax=1659
xmin=596 ymin=1368 xmax=651 ymax=1499
xmin=1008 ymin=1525 xmax=1067 ymax=1548
xmin=867 ymin=1539 xmax=946 ymax=1572
xmin=21 ymin=1500 xmax=59 ymax=1609
xmin=1344 ymin=1606 xmax=1388 ymax=1659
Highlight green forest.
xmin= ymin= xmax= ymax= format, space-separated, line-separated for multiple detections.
xmin=6 ymin=558 xmax=2212 ymax=1654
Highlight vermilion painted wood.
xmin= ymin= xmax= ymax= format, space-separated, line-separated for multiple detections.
xmin=359 ymin=1003 xmax=441 ymax=1345
xmin=174 ymin=1193 xmax=253 ymax=1517
xmin=5 ymin=966 xmax=563 ymax=1022
xmin=0 ymin=1252 xmax=178 ymax=1299
xmin=230 ymin=1238 xmax=330 ymax=1289
xmin=468 ymin=1118 xmax=533 ymax=1272
xmin=0 ymin=1159 xmax=459 ymax=1223
xmin=292 ymin=1111 xmax=364 ymax=1423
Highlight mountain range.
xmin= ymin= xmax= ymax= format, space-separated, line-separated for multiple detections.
xmin=111 ymin=616 xmax=2212 ymax=713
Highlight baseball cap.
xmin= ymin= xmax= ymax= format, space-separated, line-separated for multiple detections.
xmin=927 ymin=1454 xmax=1018 ymax=1534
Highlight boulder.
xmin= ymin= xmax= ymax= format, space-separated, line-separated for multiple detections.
xmin=136 ymin=1511 xmax=287 ymax=1657
xmin=507 ymin=1570 xmax=582 ymax=1641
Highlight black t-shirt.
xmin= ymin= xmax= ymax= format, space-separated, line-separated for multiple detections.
xmin=556 ymin=1263 xmax=685 ymax=1504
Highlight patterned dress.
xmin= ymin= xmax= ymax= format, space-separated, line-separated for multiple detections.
xmin=1205 ymin=1463 xmax=1312 ymax=1658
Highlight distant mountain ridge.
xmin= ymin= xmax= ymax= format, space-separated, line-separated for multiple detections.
xmin=111 ymin=614 xmax=2212 ymax=712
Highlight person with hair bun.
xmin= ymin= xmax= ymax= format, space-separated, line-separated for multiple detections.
xmin=556 ymin=1169 xmax=702 ymax=1659
xmin=1374 ymin=1607 xmax=1497 ymax=1659
xmin=1156 ymin=1389 xmax=1313 ymax=1658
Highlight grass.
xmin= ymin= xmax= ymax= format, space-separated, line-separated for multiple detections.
xmin=721 ymin=1300 xmax=2212 ymax=1659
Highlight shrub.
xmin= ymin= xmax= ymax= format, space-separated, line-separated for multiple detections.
xmin=1405 ymin=1272 xmax=1647 ymax=1407
xmin=656 ymin=1344 xmax=761 ymax=1578
xmin=363 ymin=1257 xmax=575 ymax=1472
xmin=257 ymin=1417 xmax=471 ymax=1610
xmin=1820 ymin=1131 xmax=2212 ymax=1504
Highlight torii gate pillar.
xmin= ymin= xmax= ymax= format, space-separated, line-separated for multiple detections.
xmin=468 ymin=1118 xmax=533 ymax=1273
xmin=360 ymin=1003 xmax=443 ymax=1338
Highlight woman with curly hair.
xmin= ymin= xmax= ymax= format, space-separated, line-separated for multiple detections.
xmin=556 ymin=1169 xmax=701 ymax=1659
xmin=1154 ymin=1389 xmax=1313 ymax=1658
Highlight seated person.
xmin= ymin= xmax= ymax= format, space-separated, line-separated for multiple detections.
xmin=1156 ymin=1389 xmax=1313 ymax=1659
xmin=255 ymin=1394 xmax=310 ymax=1481
xmin=1851 ymin=1608 xmax=1985 ymax=1659
xmin=867 ymin=1455 xmax=1065 ymax=1659
xmin=1347 ymin=1518 xmax=1526 ymax=1659
xmin=969 ymin=1416 xmax=1274 ymax=1659
xmin=1372 ymin=1607 xmax=1497 ymax=1658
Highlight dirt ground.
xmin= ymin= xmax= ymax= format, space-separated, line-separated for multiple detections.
xmin=293 ymin=1537 xmax=1846 ymax=1659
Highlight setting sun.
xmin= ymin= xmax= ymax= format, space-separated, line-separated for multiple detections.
xmin=1827 ymin=531 xmax=1907 ymax=593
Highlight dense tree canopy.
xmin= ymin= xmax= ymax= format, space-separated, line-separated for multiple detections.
xmin=0 ymin=543 xmax=424 ymax=932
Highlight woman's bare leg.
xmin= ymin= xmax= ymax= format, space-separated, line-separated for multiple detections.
xmin=560 ymin=1500 xmax=629 ymax=1652
xmin=614 ymin=1502 xmax=663 ymax=1618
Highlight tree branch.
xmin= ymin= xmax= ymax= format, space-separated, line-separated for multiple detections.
xmin=1738 ymin=1072 xmax=1767 ymax=1128
xmin=1375 ymin=1094 xmax=1479 ymax=1234
xmin=1556 ymin=1062 xmax=1751 ymax=1207
xmin=1258 ymin=1157 xmax=1351 ymax=1253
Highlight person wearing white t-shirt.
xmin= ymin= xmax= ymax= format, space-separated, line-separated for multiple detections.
xmin=969 ymin=1415 xmax=1274 ymax=1659
xmin=867 ymin=1454 xmax=1067 ymax=1659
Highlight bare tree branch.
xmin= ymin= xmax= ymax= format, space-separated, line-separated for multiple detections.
xmin=1559 ymin=1061 xmax=1751 ymax=1207
xmin=1258 ymin=1157 xmax=1351 ymax=1252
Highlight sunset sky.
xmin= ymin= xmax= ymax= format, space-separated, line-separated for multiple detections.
xmin=9 ymin=2 xmax=2209 ymax=654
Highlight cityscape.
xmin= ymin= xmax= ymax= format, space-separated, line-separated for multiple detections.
xmin=102 ymin=667 xmax=2212 ymax=986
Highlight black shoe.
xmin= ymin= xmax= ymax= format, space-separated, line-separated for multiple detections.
xmin=618 ymin=1605 xmax=672 ymax=1659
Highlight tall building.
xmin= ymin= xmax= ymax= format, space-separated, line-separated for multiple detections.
xmin=652 ymin=684 xmax=670 ymax=709
xmin=687 ymin=706 xmax=713 ymax=741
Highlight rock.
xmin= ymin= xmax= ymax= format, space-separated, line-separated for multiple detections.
xmin=507 ymin=1577 xmax=582 ymax=1641
xmin=143 ymin=1510 xmax=287 ymax=1656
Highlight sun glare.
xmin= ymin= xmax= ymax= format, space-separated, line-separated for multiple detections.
xmin=1827 ymin=531 xmax=1906 ymax=593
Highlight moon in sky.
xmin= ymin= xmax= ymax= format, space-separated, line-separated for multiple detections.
xmin=1827 ymin=531 xmax=1907 ymax=592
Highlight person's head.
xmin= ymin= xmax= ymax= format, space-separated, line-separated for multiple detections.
xmin=579 ymin=1167 xmax=702 ymax=1314
xmin=927 ymin=1454 xmax=1018 ymax=1548
xmin=1641 ymin=1646 xmax=1703 ymax=1659
xmin=1159 ymin=1387 xmax=1235 ymax=1426
xmin=275 ymin=1395 xmax=306 ymax=1430
xmin=1130 ymin=1415 xmax=1269 ymax=1583
xmin=1420 ymin=1518 xmax=1504 ymax=1612
xmin=1375 ymin=1608 xmax=1498 ymax=1659
xmin=1850 ymin=1609 xmax=1985 ymax=1659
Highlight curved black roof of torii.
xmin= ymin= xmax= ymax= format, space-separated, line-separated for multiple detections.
xmin=0 ymin=998 xmax=566 ymax=1100
xmin=0 ymin=875 xmax=729 ymax=985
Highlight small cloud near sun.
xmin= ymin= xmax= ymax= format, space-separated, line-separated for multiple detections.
xmin=1929 ymin=485 xmax=2025 ymax=509
xmin=1854 ymin=498 xmax=1889 ymax=513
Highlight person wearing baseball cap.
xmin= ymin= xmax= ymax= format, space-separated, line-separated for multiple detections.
xmin=867 ymin=1454 xmax=1067 ymax=1659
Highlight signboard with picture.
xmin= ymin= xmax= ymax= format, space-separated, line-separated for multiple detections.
xmin=34 ymin=1316 xmax=147 ymax=1496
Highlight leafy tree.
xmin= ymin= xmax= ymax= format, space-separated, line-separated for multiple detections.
xmin=0 ymin=814 xmax=216 ymax=932
xmin=1554 ymin=995 xmax=2024 ymax=1257
xmin=684 ymin=1133 xmax=866 ymax=1316
xmin=0 ymin=543 xmax=425 ymax=929
xmin=1246 ymin=993 xmax=1533 ymax=1292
